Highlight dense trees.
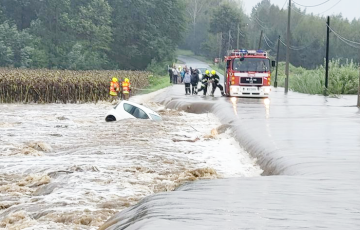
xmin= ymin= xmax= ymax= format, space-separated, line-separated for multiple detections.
xmin=1 ymin=0 xmax=359 ymax=70
xmin=0 ymin=0 xmax=185 ymax=70
xmin=182 ymin=0 xmax=360 ymax=69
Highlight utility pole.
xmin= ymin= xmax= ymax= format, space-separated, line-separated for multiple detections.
xmin=237 ymin=23 xmax=240 ymax=49
xmin=274 ymin=35 xmax=281 ymax=88
xmin=219 ymin=32 xmax=222 ymax=60
xmin=285 ymin=0 xmax=291 ymax=94
xmin=325 ymin=16 xmax=330 ymax=96
xmin=258 ymin=30 xmax=263 ymax=50
xmin=358 ymin=50 xmax=360 ymax=107
xmin=228 ymin=30 xmax=231 ymax=52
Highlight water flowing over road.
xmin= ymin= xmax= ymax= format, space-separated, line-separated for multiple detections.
xmin=0 ymin=90 xmax=261 ymax=229
xmin=100 ymin=56 xmax=360 ymax=229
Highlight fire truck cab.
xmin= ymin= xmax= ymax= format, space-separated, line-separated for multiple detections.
xmin=224 ymin=49 xmax=275 ymax=97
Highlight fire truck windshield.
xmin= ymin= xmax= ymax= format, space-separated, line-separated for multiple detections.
xmin=232 ymin=58 xmax=270 ymax=72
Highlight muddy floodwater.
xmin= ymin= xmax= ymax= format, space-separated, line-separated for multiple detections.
xmin=0 ymin=90 xmax=262 ymax=229
xmin=98 ymin=57 xmax=360 ymax=230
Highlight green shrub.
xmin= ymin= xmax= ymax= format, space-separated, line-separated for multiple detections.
xmin=274 ymin=60 xmax=359 ymax=95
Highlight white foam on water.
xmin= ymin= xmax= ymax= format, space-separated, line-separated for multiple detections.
xmin=0 ymin=90 xmax=262 ymax=229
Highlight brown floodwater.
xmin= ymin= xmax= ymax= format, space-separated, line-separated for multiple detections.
xmin=99 ymin=57 xmax=360 ymax=229
xmin=0 ymin=90 xmax=261 ymax=229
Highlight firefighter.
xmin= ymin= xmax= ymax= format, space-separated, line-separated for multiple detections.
xmin=197 ymin=70 xmax=210 ymax=95
xmin=109 ymin=77 xmax=120 ymax=101
xmin=210 ymin=70 xmax=225 ymax=96
xmin=121 ymin=78 xmax=131 ymax=100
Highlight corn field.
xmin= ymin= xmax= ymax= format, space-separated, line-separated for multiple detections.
xmin=0 ymin=69 xmax=151 ymax=103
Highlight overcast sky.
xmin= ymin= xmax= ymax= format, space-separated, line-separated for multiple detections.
xmin=244 ymin=0 xmax=359 ymax=21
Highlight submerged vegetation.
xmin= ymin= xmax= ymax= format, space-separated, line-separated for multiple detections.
xmin=275 ymin=60 xmax=359 ymax=95
xmin=0 ymin=69 xmax=150 ymax=103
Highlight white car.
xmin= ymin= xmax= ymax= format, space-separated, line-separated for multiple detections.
xmin=105 ymin=101 xmax=162 ymax=122
xmin=196 ymin=67 xmax=208 ymax=81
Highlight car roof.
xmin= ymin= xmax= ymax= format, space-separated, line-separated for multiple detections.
xmin=119 ymin=100 xmax=161 ymax=116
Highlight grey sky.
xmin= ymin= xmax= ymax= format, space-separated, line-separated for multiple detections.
xmin=244 ymin=0 xmax=359 ymax=21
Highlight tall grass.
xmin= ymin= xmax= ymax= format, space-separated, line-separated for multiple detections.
xmin=275 ymin=60 xmax=359 ymax=95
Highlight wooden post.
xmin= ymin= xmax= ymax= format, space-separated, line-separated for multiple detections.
xmin=285 ymin=0 xmax=291 ymax=94
xmin=275 ymin=36 xmax=281 ymax=88
xmin=325 ymin=16 xmax=330 ymax=96
xmin=258 ymin=30 xmax=263 ymax=50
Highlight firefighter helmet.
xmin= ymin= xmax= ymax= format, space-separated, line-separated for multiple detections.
xmin=211 ymin=70 xmax=216 ymax=75
xmin=205 ymin=70 xmax=210 ymax=75
xmin=112 ymin=77 xmax=118 ymax=82
xmin=125 ymin=78 xmax=129 ymax=82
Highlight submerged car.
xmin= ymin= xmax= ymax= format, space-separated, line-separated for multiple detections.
xmin=105 ymin=101 xmax=162 ymax=122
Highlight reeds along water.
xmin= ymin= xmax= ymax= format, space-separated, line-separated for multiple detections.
xmin=0 ymin=69 xmax=151 ymax=103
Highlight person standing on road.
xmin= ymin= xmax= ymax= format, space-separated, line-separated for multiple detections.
xmin=197 ymin=70 xmax=210 ymax=95
xmin=168 ymin=67 xmax=173 ymax=84
xmin=109 ymin=77 xmax=121 ymax=101
xmin=180 ymin=67 xmax=185 ymax=83
xmin=172 ymin=67 xmax=179 ymax=84
xmin=191 ymin=69 xmax=199 ymax=95
xmin=210 ymin=70 xmax=225 ymax=96
xmin=183 ymin=69 xmax=191 ymax=95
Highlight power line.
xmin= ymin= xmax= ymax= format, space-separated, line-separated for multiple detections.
xmin=293 ymin=0 xmax=331 ymax=8
xmin=327 ymin=24 xmax=360 ymax=45
xmin=263 ymin=35 xmax=273 ymax=49
xmin=263 ymin=35 xmax=276 ymax=49
xmin=255 ymin=14 xmax=267 ymax=25
xmin=333 ymin=33 xmax=360 ymax=49
xmin=319 ymin=0 xmax=342 ymax=14
xmin=253 ymin=15 xmax=268 ymax=31
xmin=279 ymin=38 xmax=316 ymax=50
xmin=281 ymin=0 xmax=288 ymax=10
xmin=264 ymin=34 xmax=274 ymax=45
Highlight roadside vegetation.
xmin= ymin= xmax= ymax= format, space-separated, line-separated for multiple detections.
xmin=275 ymin=60 xmax=359 ymax=95
xmin=176 ymin=49 xmax=225 ymax=75
xmin=138 ymin=75 xmax=172 ymax=95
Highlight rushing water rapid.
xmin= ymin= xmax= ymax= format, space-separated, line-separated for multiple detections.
xmin=0 ymin=90 xmax=262 ymax=229
xmin=98 ymin=57 xmax=360 ymax=230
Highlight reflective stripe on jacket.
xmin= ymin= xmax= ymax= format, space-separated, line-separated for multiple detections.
xmin=110 ymin=81 xmax=120 ymax=96
xmin=122 ymin=82 xmax=130 ymax=94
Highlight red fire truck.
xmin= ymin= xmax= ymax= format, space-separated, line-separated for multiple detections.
xmin=224 ymin=49 xmax=275 ymax=97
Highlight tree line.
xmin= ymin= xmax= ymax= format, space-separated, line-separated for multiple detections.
xmin=181 ymin=0 xmax=360 ymax=70
xmin=1 ymin=0 xmax=359 ymax=71
xmin=0 ymin=0 xmax=185 ymax=70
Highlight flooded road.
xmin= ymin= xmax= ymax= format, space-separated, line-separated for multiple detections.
xmin=0 ymin=90 xmax=261 ymax=229
xmin=100 ymin=58 xmax=360 ymax=229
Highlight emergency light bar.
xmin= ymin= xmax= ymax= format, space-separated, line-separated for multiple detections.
xmin=228 ymin=49 xmax=267 ymax=57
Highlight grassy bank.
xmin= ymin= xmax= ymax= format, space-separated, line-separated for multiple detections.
xmin=176 ymin=49 xmax=225 ymax=75
xmin=137 ymin=75 xmax=171 ymax=95
xmin=275 ymin=60 xmax=359 ymax=95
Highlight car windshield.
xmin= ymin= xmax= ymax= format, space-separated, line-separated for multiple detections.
xmin=197 ymin=68 xmax=207 ymax=74
xmin=232 ymin=58 xmax=270 ymax=72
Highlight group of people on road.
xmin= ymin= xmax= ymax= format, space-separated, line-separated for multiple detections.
xmin=109 ymin=77 xmax=131 ymax=101
xmin=168 ymin=65 xmax=183 ymax=84
xmin=109 ymin=66 xmax=224 ymax=103
xmin=168 ymin=65 xmax=224 ymax=96
xmin=185 ymin=68 xmax=225 ymax=97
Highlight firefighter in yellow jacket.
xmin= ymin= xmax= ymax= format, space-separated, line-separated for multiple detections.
xmin=121 ymin=78 xmax=131 ymax=100
xmin=109 ymin=77 xmax=120 ymax=101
